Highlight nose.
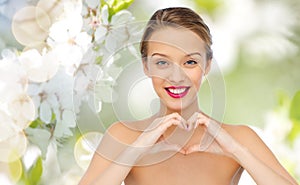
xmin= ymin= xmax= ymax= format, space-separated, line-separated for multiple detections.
xmin=167 ymin=64 xmax=186 ymax=84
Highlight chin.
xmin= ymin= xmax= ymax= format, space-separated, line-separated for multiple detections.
xmin=157 ymin=89 xmax=198 ymax=112
xmin=163 ymin=99 xmax=194 ymax=113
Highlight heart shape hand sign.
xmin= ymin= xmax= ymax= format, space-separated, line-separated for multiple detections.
xmin=143 ymin=112 xmax=238 ymax=157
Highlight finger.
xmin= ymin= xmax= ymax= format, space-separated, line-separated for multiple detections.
xmin=193 ymin=118 xmax=207 ymax=129
xmin=187 ymin=112 xmax=202 ymax=131
xmin=194 ymin=116 xmax=222 ymax=136
xmin=187 ymin=112 xmax=209 ymax=131
xmin=148 ymin=113 xmax=183 ymax=131
xmin=179 ymin=147 xmax=187 ymax=155
xmin=156 ymin=118 xmax=182 ymax=133
xmin=186 ymin=119 xmax=193 ymax=131
xmin=186 ymin=112 xmax=199 ymax=130
xmin=162 ymin=113 xmax=187 ymax=130
xmin=177 ymin=116 xmax=188 ymax=130
xmin=140 ymin=118 xmax=181 ymax=143
xmin=185 ymin=144 xmax=200 ymax=154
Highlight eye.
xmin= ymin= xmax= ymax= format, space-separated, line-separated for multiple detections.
xmin=185 ymin=60 xmax=198 ymax=65
xmin=156 ymin=60 xmax=169 ymax=66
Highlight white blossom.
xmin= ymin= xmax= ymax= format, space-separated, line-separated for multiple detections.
xmin=0 ymin=130 xmax=27 ymax=162
xmin=47 ymin=3 xmax=92 ymax=75
xmin=19 ymin=48 xmax=59 ymax=83
xmin=0 ymin=0 xmax=154 ymax=183
xmin=27 ymin=83 xmax=58 ymax=123
xmin=85 ymin=0 xmax=100 ymax=9
xmin=0 ymin=51 xmax=33 ymax=163
xmin=74 ymin=63 xmax=103 ymax=113
xmin=0 ymin=54 xmax=28 ymax=103
xmin=28 ymin=68 xmax=77 ymax=138
xmin=7 ymin=93 xmax=35 ymax=130
xmin=95 ymin=5 xmax=134 ymax=53
xmin=0 ymin=110 xmax=17 ymax=142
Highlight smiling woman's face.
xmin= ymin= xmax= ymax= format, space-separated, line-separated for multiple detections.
xmin=143 ymin=27 xmax=211 ymax=111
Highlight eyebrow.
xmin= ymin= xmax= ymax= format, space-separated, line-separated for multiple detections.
xmin=186 ymin=52 xmax=202 ymax=57
xmin=150 ymin=52 xmax=202 ymax=58
xmin=150 ymin=53 xmax=168 ymax=58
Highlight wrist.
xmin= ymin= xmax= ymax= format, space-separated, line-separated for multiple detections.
xmin=231 ymin=143 xmax=249 ymax=162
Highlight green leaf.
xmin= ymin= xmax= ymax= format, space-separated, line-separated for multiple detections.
xmin=105 ymin=0 xmax=134 ymax=19
xmin=287 ymin=120 xmax=300 ymax=144
xmin=276 ymin=90 xmax=290 ymax=108
xmin=287 ymin=91 xmax=300 ymax=144
xmin=27 ymin=157 xmax=43 ymax=185
xmin=29 ymin=118 xmax=44 ymax=128
xmin=290 ymin=91 xmax=300 ymax=121
xmin=112 ymin=0 xmax=135 ymax=13
xmin=194 ymin=0 xmax=223 ymax=15
xmin=106 ymin=0 xmax=116 ymax=8
xmin=95 ymin=55 xmax=103 ymax=65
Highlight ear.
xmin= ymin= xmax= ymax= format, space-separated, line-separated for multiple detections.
xmin=204 ymin=59 xmax=212 ymax=75
xmin=142 ymin=59 xmax=150 ymax=77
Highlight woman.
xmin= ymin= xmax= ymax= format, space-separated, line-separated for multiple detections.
xmin=79 ymin=7 xmax=298 ymax=185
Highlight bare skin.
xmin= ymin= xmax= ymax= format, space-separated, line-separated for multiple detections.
xmin=79 ymin=113 xmax=297 ymax=185
xmin=123 ymin=118 xmax=242 ymax=185
xmin=79 ymin=27 xmax=298 ymax=185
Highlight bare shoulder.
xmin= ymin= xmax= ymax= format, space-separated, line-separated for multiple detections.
xmin=222 ymin=123 xmax=298 ymax=184
xmin=222 ymin=124 xmax=265 ymax=150
xmin=104 ymin=120 xmax=143 ymax=145
xmin=222 ymin=124 xmax=258 ymax=138
xmin=79 ymin=121 xmax=144 ymax=185
xmin=223 ymin=124 xmax=291 ymax=172
xmin=222 ymin=123 xmax=275 ymax=164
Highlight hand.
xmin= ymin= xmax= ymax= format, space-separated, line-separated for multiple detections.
xmin=137 ymin=112 xmax=240 ymax=158
xmin=133 ymin=113 xmax=187 ymax=158
xmin=185 ymin=112 xmax=239 ymax=158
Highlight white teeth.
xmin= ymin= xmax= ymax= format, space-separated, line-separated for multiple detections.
xmin=169 ymin=88 xmax=186 ymax=94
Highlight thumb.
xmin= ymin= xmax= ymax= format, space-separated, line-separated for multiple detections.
xmin=185 ymin=144 xmax=200 ymax=155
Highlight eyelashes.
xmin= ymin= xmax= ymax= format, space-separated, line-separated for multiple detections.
xmin=155 ymin=60 xmax=168 ymax=66
xmin=154 ymin=59 xmax=199 ymax=66
xmin=184 ymin=60 xmax=198 ymax=65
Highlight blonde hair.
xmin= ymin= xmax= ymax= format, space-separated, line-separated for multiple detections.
xmin=140 ymin=7 xmax=213 ymax=61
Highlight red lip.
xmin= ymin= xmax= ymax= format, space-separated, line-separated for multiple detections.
xmin=166 ymin=86 xmax=188 ymax=89
xmin=165 ymin=86 xmax=190 ymax=99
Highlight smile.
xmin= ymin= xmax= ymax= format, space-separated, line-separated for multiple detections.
xmin=165 ymin=86 xmax=190 ymax=98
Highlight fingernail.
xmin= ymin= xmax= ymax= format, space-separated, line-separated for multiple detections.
xmin=185 ymin=124 xmax=189 ymax=131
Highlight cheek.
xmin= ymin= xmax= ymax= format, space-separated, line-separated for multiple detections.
xmin=151 ymin=77 xmax=164 ymax=89
xmin=187 ymin=71 xmax=203 ymax=89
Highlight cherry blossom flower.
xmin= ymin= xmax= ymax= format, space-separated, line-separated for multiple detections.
xmin=73 ymin=63 xmax=103 ymax=113
xmin=94 ymin=5 xmax=134 ymax=53
xmin=28 ymin=68 xmax=77 ymax=138
xmin=0 ymin=50 xmax=28 ymax=103
xmin=47 ymin=2 xmax=92 ymax=75
xmin=19 ymin=48 xmax=59 ymax=83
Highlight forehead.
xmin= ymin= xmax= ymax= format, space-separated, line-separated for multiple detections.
xmin=147 ymin=27 xmax=206 ymax=55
